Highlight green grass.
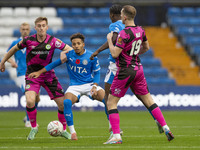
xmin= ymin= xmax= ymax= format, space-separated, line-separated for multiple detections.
xmin=0 ymin=111 xmax=200 ymax=150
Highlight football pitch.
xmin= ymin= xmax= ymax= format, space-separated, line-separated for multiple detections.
xmin=0 ymin=111 xmax=199 ymax=150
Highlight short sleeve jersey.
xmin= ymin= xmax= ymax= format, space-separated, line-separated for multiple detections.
xmin=115 ymin=26 xmax=147 ymax=68
xmin=17 ymin=34 xmax=66 ymax=74
xmin=108 ymin=20 xmax=125 ymax=63
xmin=65 ymin=50 xmax=100 ymax=86
xmin=7 ymin=37 xmax=26 ymax=77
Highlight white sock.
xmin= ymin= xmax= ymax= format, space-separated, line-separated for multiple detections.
xmin=162 ymin=125 xmax=170 ymax=133
xmin=113 ymin=134 xmax=121 ymax=139
xmin=68 ymin=125 xmax=76 ymax=134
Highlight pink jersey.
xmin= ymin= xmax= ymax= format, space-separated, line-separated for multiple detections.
xmin=115 ymin=26 xmax=147 ymax=68
xmin=17 ymin=34 xmax=66 ymax=74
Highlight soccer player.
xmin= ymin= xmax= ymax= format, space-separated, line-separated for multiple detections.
xmin=28 ymin=33 xmax=107 ymax=141
xmin=104 ymin=5 xmax=174 ymax=144
xmin=7 ymin=22 xmax=40 ymax=127
xmin=0 ymin=17 xmax=73 ymax=140
xmin=90 ymin=4 xmax=125 ymax=138
xmin=90 ymin=4 xmax=163 ymax=139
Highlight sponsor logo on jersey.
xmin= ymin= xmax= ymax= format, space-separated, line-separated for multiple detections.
xmin=55 ymin=39 xmax=62 ymax=48
xmin=117 ymin=37 xmax=123 ymax=45
xmin=69 ymin=64 xmax=87 ymax=74
xmin=82 ymin=59 xmax=88 ymax=65
xmin=25 ymin=84 xmax=30 ymax=89
xmin=45 ymin=44 xmax=51 ymax=50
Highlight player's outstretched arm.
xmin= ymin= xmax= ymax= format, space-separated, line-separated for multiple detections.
xmin=7 ymin=58 xmax=18 ymax=68
xmin=90 ymin=32 xmax=118 ymax=60
xmin=63 ymin=44 xmax=73 ymax=53
xmin=0 ymin=44 xmax=20 ymax=72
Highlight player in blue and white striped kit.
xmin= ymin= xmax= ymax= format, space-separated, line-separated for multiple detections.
xmin=28 ymin=33 xmax=107 ymax=140
xmin=7 ymin=23 xmax=40 ymax=127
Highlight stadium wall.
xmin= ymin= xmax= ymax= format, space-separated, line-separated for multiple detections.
xmin=0 ymin=86 xmax=200 ymax=111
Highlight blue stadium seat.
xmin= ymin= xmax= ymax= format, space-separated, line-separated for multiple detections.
xmin=57 ymin=8 xmax=70 ymax=17
xmin=140 ymin=49 xmax=154 ymax=58
xmin=0 ymin=70 xmax=10 ymax=78
xmin=191 ymin=46 xmax=200 ymax=55
xmin=84 ymin=8 xmax=98 ymax=16
xmin=0 ymin=79 xmax=15 ymax=85
xmin=175 ymin=27 xmax=200 ymax=36
xmin=195 ymin=7 xmax=200 ymax=16
xmin=146 ymin=78 xmax=176 ymax=86
xmin=169 ymin=17 xmax=187 ymax=26
xmin=70 ymin=8 xmax=84 ymax=16
xmin=55 ymin=28 xmax=82 ymax=36
xmin=167 ymin=7 xmax=181 ymax=17
xmin=82 ymin=28 xmax=98 ymax=36
xmin=141 ymin=58 xmax=161 ymax=68
xmin=187 ymin=17 xmax=200 ymax=26
xmin=98 ymin=7 xmax=109 ymax=16
xmin=183 ymin=36 xmax=200 ymax=46
xmin=181 ymin=7 xmax=195 ymax=16
xmin=144 ymin=68 xmax=168 ymax=78
xmin=86 ymin=37 xmax=106 ymax=46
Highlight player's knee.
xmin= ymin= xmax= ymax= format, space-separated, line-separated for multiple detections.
xmin=63 ymin=99 xmax=72 ymax=108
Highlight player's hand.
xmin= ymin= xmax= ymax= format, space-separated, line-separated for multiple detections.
xmin=11 ymin=62 xmax=18 ymax=68
xmin=107 ymin=31 xmax=113 ymax=41
xmin=90 ymin=51 xmax=98 ymax=60
xmin=28 ymin=72 xmax=41 ymax=79
xmin=0 ymin=62 xmax=5 ymax=72
xmin=91 ymin=86 xmax=98 ymax=96
xmin=60 ymin=51 xmax=68 ymax=63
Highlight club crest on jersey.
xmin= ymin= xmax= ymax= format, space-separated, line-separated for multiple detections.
xmin=55 ymin=39 xmax=62 ymax=48
xmin=82 ymin=59 xmax=88 ymax=65
xmin=45 ymin=44 xmax=51 ymax=50
xmin=117 ymin=37 xmax=123 ymax=45
xmin=136 ymin=32 xmax=141 ymax=38
xmin=25 ymin=84 xmax=30 ymax=89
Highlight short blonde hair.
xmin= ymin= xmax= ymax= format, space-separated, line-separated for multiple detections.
xmin=122 ymin=5 xmax=137 ymax=20
xmin=21 ymin=22 xmax=30 ymax=27
xmin=34 ymin=17 xmax=48 ymax=25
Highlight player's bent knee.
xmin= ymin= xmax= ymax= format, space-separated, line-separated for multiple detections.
xmin=63 ymin=99 xmax=72 ymax=108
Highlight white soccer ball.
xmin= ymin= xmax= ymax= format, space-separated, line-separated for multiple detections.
xmin=47 ymin=120 xmax=63 ymax=137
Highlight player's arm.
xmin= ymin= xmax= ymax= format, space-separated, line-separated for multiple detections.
xmin=107 ymin=32 xmax=122 ymax=58
xmin=138 ymin=40 xmax=150 ymax=55
xmin=28 ymin=58 xmax=66 ymax=79
xmin=0 ymin=44 xmax=20 ymax=72
xmin=7 ymin=58 xmax=18 ymax=68
xmin=90 ymin=32 xmax=118 ymax=60
xmin=62 ymin=44 xmax=73 ymax=53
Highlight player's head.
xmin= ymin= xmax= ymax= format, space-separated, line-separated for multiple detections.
xmin=121 ymin=5 xmax=136 ymax=24
xmin=70 ymin=33 xmax=85 ymax=55
xmin=109 ymin=4 xmax=123 ymax=22
xmin=20 ymin=22 xmax=30 ymax=38
xmin=34 ymin=17 xmax=48 ymax=37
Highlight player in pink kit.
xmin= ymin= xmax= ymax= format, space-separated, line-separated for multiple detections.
xmin=104 ymin=5 xmax=174 ymax=144
xmin=0 ymin=17 xmax=72 ymax=140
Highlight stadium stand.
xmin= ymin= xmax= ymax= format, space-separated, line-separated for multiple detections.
xmin=167 ymin=7 xmax=200 ymax=69
xmin=0 ymin=6 xmax=176 ymax=88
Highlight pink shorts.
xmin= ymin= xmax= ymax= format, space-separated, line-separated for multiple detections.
xmin=110 ymin=65 xmax=149 ymax=98
xmin=25 ymin=71 xmax=64 ymax=100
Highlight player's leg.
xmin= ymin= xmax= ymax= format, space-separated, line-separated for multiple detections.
xmin=131 ymin=88 xmax=164 ymax=133
xmin=137 ymin=94 xmax=174 ymax=141
xmin=104 ymin=94 xmax=122 ymax=144
xmin=63 ymin=91 xmax=79 ymax=140
xmin=25 ymin=90 xmax=38 ymax=140
xmin=131 ymin=66 xmax=174 ymax=141
xmin=54 ymin=96 xmax=71 ymax=140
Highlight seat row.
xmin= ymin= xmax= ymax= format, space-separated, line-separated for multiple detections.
xmin=0 ymin=7 xmax=110 ymax=18
xmin=167 ymin=7 xmax=200 ymax=17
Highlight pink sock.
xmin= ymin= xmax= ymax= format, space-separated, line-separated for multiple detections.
xmin=58 ymin=112 xmax=66 ymax=130
xmin=109 ymin=113 xmax=120 ymax=134
xmin=26 ymin=106 xmax=37 ymax=128
xmin=151 ymin=107 xmax=167 ymax=127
